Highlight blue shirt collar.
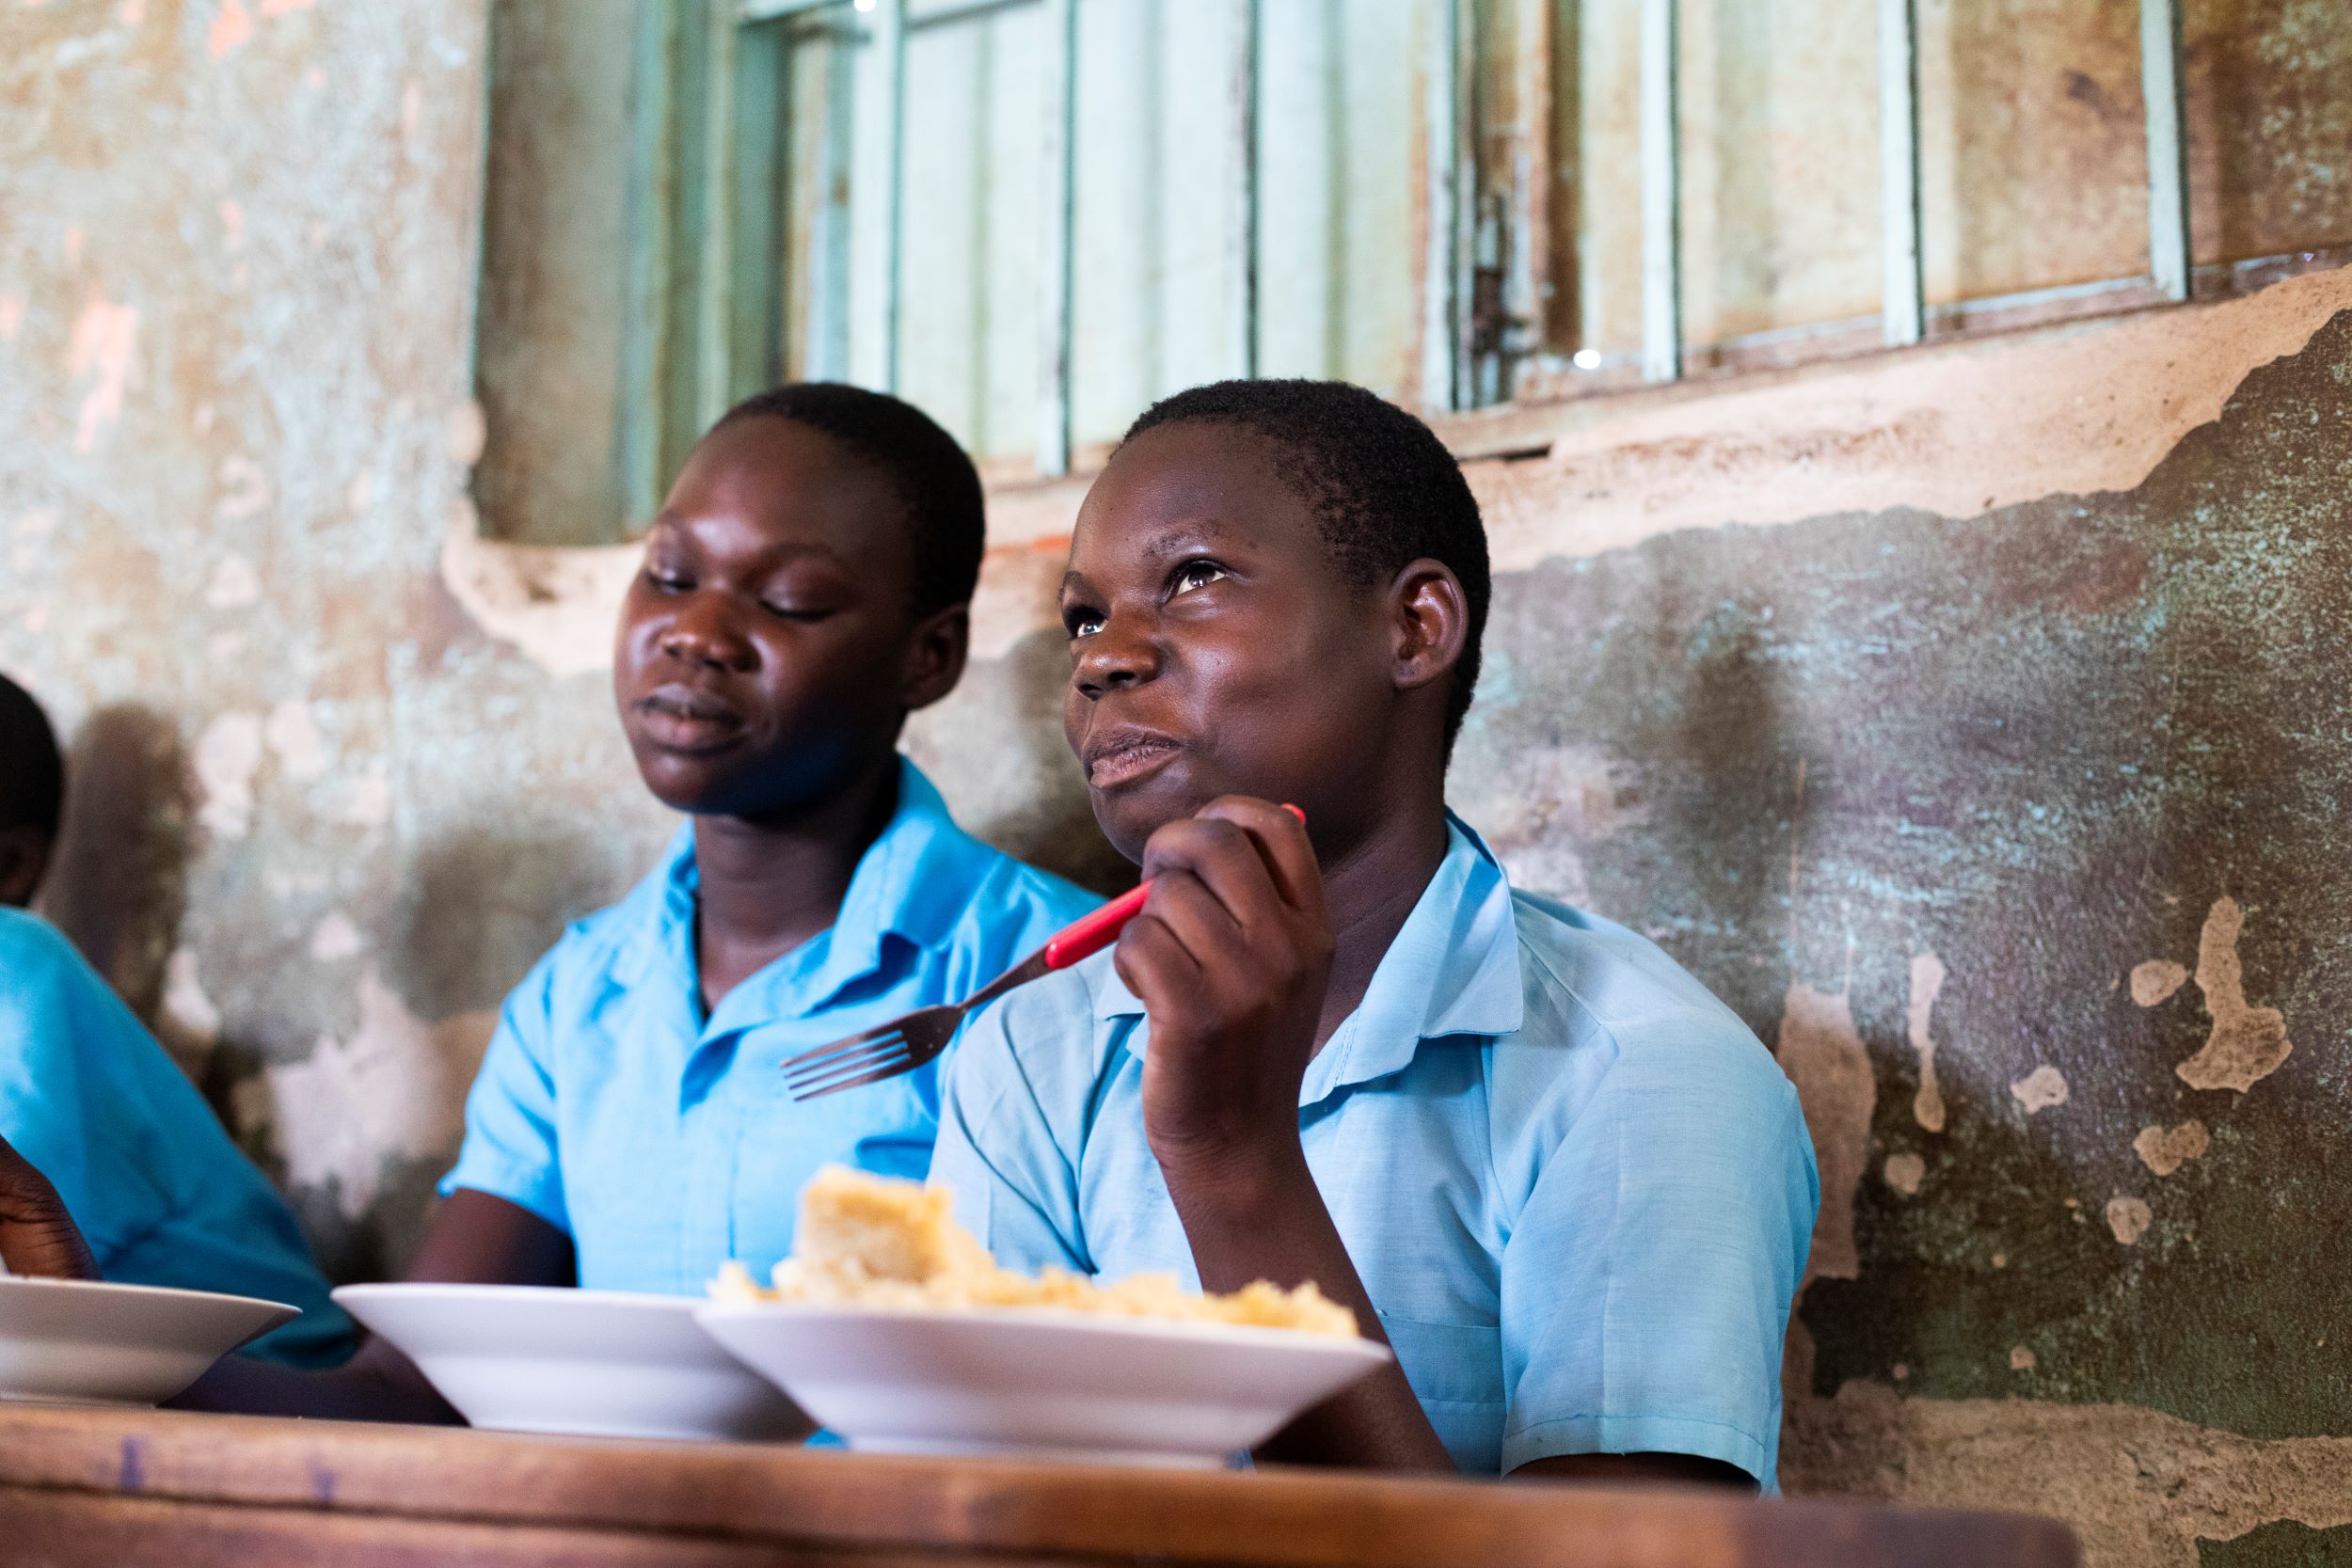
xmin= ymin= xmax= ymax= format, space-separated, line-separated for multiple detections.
xmin=1098 ymin=812 xmax=1525 ymax=1101
xmin=615 ymin=757 xmax=997 ymax=1022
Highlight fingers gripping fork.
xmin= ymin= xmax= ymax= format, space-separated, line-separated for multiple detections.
xmin=782 ymin=805 xmax=1302 ymax=1101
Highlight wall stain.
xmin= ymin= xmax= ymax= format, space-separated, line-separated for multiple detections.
xmin=2179 ymin=896 xmax=2296 ymax=1093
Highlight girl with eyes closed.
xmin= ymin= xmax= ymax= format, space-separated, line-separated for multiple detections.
xmin=0 ymin=385 xmax=1096 ymax=1421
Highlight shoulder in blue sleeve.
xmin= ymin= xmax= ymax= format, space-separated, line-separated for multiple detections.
xmin=928 ymin=964 xmax=1104 ymax=1275
xmin=437 ymin=914 xmax=605 ymax=1235
xmin=0 ymin=909 xmax=355 ymax=1367
xmin=1494 ymin=894 xmax=1819 ymax=1486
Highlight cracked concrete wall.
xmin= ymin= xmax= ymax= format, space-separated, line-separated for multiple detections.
xmin=0 ymin=0 xmax=673 ymax=1278
xmin=1447 ymin=272 xmax=2352 ymax=1568
xmin=2 ymin=6 xmax=2349 ymax=1565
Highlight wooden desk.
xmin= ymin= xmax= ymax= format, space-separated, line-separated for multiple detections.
xmin=0 ymin=1405 xmax=2074 ymax=1567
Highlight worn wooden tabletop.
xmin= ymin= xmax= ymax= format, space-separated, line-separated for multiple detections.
xmin=0 ymin=1404 xmax=2074 ymax=1568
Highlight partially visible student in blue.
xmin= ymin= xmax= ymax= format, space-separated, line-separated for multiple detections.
xmin=0 ymin=387 xmax=1095 ymax=1419
xmin=930 ymin=381 xmax=1819 ymax=1488
xmin=0 ymin=673 xmax=353 ymax=1366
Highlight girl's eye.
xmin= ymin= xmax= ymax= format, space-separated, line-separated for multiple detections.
xmin=1169 ymin=560 xmax=1228 ymax=596
xmin=1066 ymin=608 xmax=1104 ymax=639
xmin=761 ymin=602 xmax=836 ymax=623
xmin=645 ymin=566 xmax=689 ymax=594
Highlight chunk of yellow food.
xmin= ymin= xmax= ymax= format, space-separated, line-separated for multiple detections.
xmin=710 ymin=1166 xmax=1359 ymax=1338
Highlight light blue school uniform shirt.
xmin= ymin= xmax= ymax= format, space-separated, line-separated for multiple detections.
xmin=931 ymin=814 xmax=1819 ymax=1485
xmin=0 ymin=908 xmax=355 ymax=1367
xmin=441 ymin=758 xmax=1098 ymax=1297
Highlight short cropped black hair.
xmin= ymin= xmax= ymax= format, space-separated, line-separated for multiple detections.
xmin=0 ymin=673 xmax=64 ymax=842
xmin=1123 ymin=379 xmax=1491 ymax=754
xmin=714 ymin=383 xmax=985 ymax=621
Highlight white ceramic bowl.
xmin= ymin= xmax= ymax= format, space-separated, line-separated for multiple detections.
xmin=695 ymin=1301 xmax=1391 ymax=1467
xmin=0 ymin=1275 xmax=299 ymax=1408
xmin=334 ymin=1283 xmax=812 ymax=1443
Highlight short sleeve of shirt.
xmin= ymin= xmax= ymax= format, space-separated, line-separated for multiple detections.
xmin=1498 ymin=1008 xmax=1818 ymax=1485
xmin=0 ymin=911 xmax=355 ymax=1367
xmin=928 ymin=986 xmax=1089 ymax=1275
xmin=0 ymin=923 xmax=152 ymax=1259
xmin=439 ymin=946 xmax=571 ymax=1234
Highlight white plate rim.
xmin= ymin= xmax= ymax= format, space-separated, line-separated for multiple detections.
xmin=332 ymin=1283 xmax=708 ymax=1315
xmin=0 ymin=1274 xmax=299 ymax=1321
xmin=693 ymin=1297 xmax=1394 ymax=1363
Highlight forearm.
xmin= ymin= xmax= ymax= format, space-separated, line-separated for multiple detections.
xmin=1162 ymin=1148 xmax=1454 ymax=1473
xmin=167 ymin=1336 xmax=461 ymax=1423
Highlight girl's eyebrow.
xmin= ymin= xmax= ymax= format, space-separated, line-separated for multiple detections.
xmin=656 ymin=511 xmax=851 ymax=569
xmin=1061 ymin=518 xmax=1247 ymax=600
xmin=1138 ymin=518 xmax=1245 ymax=564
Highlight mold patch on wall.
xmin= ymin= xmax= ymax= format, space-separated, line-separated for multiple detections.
xmin=1452 ymin=304 xmax=2352 ymax=1561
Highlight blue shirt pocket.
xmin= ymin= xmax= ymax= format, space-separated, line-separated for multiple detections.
xmin=1376 ymin=1314 xmax=1505 ymax=1475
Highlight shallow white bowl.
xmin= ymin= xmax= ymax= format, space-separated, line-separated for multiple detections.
xmin=695 ymin=1301 xmax=1391 ymax=1467
xmin=0 ymin=1275 xmax=299 ymax=1408
xmin=334 ymin=1283 xmax=812 ymax=1443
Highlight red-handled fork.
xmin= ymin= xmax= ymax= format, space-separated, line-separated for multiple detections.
xmin=781 ymin=805 xmax=1304 ymax=1101
xmin=781 ymin=881 xmax=1150 ymax=1100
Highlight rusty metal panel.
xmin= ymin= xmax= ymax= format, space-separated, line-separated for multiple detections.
xmin=619 ymin=0 xmax=683 ymax=524
xmin=849 ymin=0 xmax=907 ymax=390
xmin=1638 ymin=0 xmax=1679 ymax=380
xmin=739 ymin=0 xmax=841 ymax=19
xmin=473 ymin=0 xmax=639 ymax=545
xmin=1880 ymin=0 xmax=1925 ymax=344
xmin=893 ymin=0 xmax=1043 ymax=461
xmin=694 ymin=0 xmax=740 ymax=430
xmin=2139 ymin=0 xmax=2189 ymax=300
xmin=1068 ymin=0 xmax=1251 ymax=453
xmin=1228 ymin=0 xmax=1261 ymax=380
xmin=1422 ymin=0 xmax=1470 ymax=411
xmin=1034 ymin=0 xmax=1077 ymax=475
xmin=779 ymin=15 xmax=856 ymax=383
xmin=1255 ymin=0 xmax=1421 ymax=399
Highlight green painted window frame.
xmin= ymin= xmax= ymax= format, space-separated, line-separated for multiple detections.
xmin=614 ymin=0 xmax=2207 ymax=504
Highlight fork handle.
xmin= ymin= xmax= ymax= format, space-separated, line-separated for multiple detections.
xmin=1042 ymin=881 xmax=1152 ymax=970
xmin=1039 ymin=805 xmax=1304 ymax=971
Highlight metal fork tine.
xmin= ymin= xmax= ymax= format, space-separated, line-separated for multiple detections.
xmin=792 ymin=1054 xmax=928 ymax=1101
xmin=782 ymin=1020 xmax=910 ymax=1071
xmin=788 ymin=1047 xmax=917 ymax=1099
xmin=785 ymin=1051 xmax=912 ymax=1099
xmin=783 ymin=1030 xmax=921 ymax=1085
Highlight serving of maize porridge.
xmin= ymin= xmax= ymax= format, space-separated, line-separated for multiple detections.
xmin=711 ymin=1166 xmax=1359 ymax=1338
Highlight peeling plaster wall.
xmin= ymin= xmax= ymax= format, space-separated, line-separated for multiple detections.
xmin=2 ymin=7 xmax=2349 ymax=1563
xmin=0 ymin=0 xmax=674 ymax=1277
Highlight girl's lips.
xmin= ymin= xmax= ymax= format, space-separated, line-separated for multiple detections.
xmin=636 ymin=690 xmax=746 ymax=752
xmin=1086 ymin=736 xmax=1180 ymax=788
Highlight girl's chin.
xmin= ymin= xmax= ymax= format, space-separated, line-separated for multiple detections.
xmin=1091 ymin=776 xmax=1218 ymax=862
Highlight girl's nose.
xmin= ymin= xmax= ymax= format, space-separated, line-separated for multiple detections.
xmin=1073 ymin=612 xmax=1160 ymax=699
xmin=659 ymin=594 xmax=756 ymax=672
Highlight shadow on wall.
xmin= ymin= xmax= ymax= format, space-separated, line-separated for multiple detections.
xmin=293 ymin=825 xmax=624 ymax=1284
xmin=40 ymin=704 xmax=197 ymax=1033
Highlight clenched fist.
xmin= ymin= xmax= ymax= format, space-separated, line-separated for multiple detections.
xmin=1116 ymin=797 xmax=1331 ymax=1181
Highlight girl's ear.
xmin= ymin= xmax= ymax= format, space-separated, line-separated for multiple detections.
xmin=1388 ymin=559 xmax=1470 ymax=697
xmin=900 ymin=602 xmax=972 ymax=713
